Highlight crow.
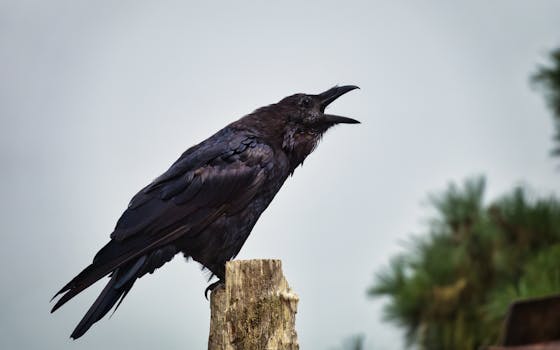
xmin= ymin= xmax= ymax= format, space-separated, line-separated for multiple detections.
xmin=51 ymin=85 xmax=360 ymax=339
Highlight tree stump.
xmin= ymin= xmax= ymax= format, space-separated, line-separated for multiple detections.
xmin=208 ymin=259 xmax=299 ymax=350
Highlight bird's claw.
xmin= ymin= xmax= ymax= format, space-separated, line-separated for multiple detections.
xmin=204 ymin=280 xmax=224 ymax=300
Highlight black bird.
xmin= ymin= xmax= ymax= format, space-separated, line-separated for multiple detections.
xmin=51 ymin=85 xmax=360 ymax=339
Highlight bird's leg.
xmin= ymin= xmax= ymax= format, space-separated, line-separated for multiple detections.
xmin=205 ymin=264 xmax=226 ymax=300
xmin=204 ymin=280 xmax=224 ymax=300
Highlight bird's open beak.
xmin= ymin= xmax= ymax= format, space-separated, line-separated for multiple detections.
xmin=318 ymin=85 xmax=360 ymax=124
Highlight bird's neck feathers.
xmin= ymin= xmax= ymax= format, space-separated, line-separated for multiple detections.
xmin=282 ymin=126 xmax=323 ymax=173
xmin=233 ymin=103 xmax=324 ymax=172
xmin=233 ymin=104 xmax=286 ymax=140
xmin=248 ymin=103 xmax=324 ymax=172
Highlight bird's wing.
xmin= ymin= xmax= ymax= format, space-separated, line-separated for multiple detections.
xmin=110 ymin=132 xmax=273 ymax=242
xmin=52 ymin=131 xmax=275 ymax=307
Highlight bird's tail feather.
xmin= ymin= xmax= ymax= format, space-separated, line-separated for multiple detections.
xmin=52 ymin=226 xmax=186 ymax=314
xmin=69 ymin=258 xmax=144 ymax=339
xmin=50 ymin=259 xmax=130 ymax=313
xmin=51 ymin=229 xmax=186 ymax=338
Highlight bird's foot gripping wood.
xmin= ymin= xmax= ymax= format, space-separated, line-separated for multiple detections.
xmin=205 ymin=280 xmax=224 ymax=300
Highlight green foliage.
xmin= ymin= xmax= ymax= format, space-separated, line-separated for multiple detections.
xmin=329 ymin=334 xmax=365 ymax=350
xmin=532 ymin=47 xmax=560 ymax=155
xmin=369 ymin=176 xmax=560 ymax=349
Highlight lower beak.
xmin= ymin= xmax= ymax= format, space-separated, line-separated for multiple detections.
xmin=324 ymin=114 xmax=361 ymax=125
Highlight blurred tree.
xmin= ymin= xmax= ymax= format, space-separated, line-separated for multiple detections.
xmin=533 ymin=47 xmax=560 ymax=156
xmin=328 ymin=334 xmax=365 ymax=350
xmin=369 ymin=177 xmax=560 ymax=349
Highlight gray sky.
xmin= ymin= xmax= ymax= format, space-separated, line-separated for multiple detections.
xmin=1 ymin=1 xmax=559 ymax=349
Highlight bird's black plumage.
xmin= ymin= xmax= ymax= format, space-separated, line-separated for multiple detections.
xmin=51 ymin=85 xmax=360 ymax=339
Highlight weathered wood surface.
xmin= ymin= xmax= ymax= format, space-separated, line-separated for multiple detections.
xmin=208 ymin=259 xmax=299 ymax=350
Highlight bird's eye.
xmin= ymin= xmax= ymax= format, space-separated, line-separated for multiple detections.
xmin=299 ymin=97 xmax=312 ymax=109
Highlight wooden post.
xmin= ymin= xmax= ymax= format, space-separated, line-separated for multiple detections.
xmin=208 ymin=259 xmax=299 ymax=350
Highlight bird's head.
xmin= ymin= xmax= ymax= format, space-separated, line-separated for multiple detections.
xmin=278 ymin=85 xmax=360 ymax=131
xmin=276 ymin=85 xmax=360 ymax=170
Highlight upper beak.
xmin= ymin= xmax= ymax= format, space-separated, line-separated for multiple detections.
xmin=318 ymin=85 xmax=360 ymax=111
xmin=318 ymin=85 xmax=360 ymax=124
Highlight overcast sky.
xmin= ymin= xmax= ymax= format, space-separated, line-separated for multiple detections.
xmin=1 ymin=1 xmax=559 ymax=349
